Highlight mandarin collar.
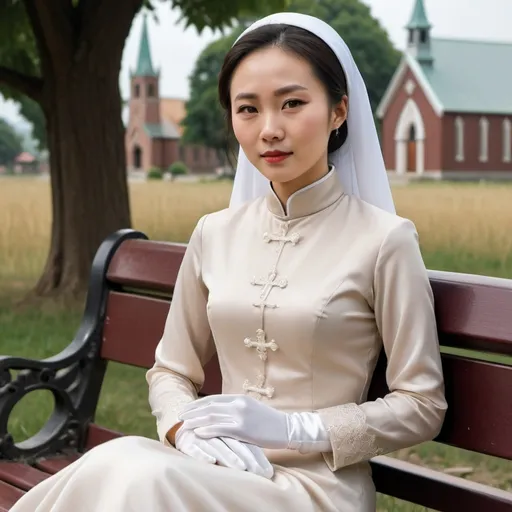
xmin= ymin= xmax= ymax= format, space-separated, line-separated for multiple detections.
xmin=266 ymin=166 xmax=344 ymax=220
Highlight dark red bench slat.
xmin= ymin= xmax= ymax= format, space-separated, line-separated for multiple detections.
xmin=371 ymin=455 xmax=512 ymax=512
xmin=107 ymin=240 xmax=186 ymax=293
xmin=85 ymin=424 xmax=123 ymax=450
xmin=0 ymin=462 xmax=49 ymax=492
xmin=430 ymin=270 xmax=512 ymax=355
xmin=101 ymin=292 xmax=170 ymax=367
xmin=34 ymin=454 xmax=80 ymax=475
xmin=437 ymin=356 xmax=512 ymax=459
xmin=0 ymin=480 xmax=25 ymax=511
xmin=368 ymin=354 xmax=512 ymax=460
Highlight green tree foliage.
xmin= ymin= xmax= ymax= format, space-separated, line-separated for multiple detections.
xmin=180 ymin=27 xmax=245 ymax=164
xmin=18 ymin=96 xmax=47 ymax=151
xmin=0 ymin=118 xmax=23 ymax=165
xmin=182 ymin=0 xmax=400 ymax=150
xmin=288 ymin=0 xmax=400 ymax=112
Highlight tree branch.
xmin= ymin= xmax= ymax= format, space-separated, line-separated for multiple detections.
xmin=0 ymin=65 xmax=43 ymax=103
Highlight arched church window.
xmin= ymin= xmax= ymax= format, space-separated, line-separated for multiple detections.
xmin=455 ymin=117 xmax=464 ymax=162
xmin=147 ymin=83 xmax=155 ymax=97
xmin=134 ymin=84 xmax=140 ymax=98
xmin=479 ymin=117 xmax=489 ymax=163
xmin=503 ymin=118 xmax=511 ymax=163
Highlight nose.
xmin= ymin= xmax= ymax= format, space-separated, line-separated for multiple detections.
xmin=260 ymin=113 xmax=284 ymax=142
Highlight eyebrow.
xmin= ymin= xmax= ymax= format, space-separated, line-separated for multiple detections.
xmin=234 ymin=84 xmax=308 ymax=101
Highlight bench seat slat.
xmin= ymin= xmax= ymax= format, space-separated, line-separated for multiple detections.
xmin=85 ymin=424 xmax=123 ymax=450
xmin=0 ymin=462 xmax=49 ymax=492
xmin=34 ymin=454 xmax=81 ymax=475
xmin=371 ymin=455 xmax=512 ymax=512
xmin=0 ymin=480 xmax=25 ymax=511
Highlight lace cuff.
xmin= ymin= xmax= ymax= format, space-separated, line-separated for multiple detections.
xmin=317 ymin=403 xmax=384 ymax=471
xmin=154 ymin=394 xmax=197 ymax=447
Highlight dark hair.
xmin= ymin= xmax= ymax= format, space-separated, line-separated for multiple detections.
xmin=218 ymin=24 xmax=348 ymax=154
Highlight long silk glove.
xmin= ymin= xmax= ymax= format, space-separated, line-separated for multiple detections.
xmin=175 ymin=426 xmax=274 ymax=478
xmin=179 ymin=394 xmax=331 ymax=454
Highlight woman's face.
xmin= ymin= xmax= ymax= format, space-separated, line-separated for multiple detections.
xmin=230 ymin=46 xmax=347 ymax=190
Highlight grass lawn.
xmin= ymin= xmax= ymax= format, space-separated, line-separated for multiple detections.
xmin=1 ymin=178 xmax=512 ymax=510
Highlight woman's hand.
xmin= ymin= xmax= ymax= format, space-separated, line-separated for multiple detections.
xmin=179 ymin=394 xmax=290 ymax=449
xmin=179 ymin=394 xmax=333 ymax=454
xmin=174 ymin=425 xmax=274 ymax=479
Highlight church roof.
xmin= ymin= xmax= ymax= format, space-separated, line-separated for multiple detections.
xmin=144 ymin=121 xmax=180 ymax=139
xmin=406 ymin=0 xmax=431 ymax=29
xmin=142 ymin=98 xmax=187 ymax=140
xmin=160 ymin=98 xmax=187 ymax=135
xmin=377 ymin=37 xmax=512 ymax=117
xmin=134 ymin=16 xmax=158 ymax=77
xmin=422 ymin=38 xmax=512 ymax=115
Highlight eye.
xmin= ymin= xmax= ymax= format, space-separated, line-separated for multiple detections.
xmin=283 ymin=99 xmax=305 ymax=109
xmin=237 ymin=105 xmax=257 ymax=114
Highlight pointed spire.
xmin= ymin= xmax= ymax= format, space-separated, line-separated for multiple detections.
xmin=406 ymin=0 xmax=431 ymax=30
xmin=134 ymin=15 xmax=158 ymax=77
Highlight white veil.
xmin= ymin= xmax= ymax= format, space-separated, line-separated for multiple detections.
xmin=228 ymin=12 xmax=395 ymax=214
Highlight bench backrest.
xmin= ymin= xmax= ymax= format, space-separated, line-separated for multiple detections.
xmin=79 ymin=231 xmax=512 ymax=509
xmin=100 ymin=235 xmax=512 ymax=463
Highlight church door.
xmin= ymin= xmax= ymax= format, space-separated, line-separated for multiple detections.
xmin=133 ymin=146 xmax=142 ymax=169
xmin=407 ymin=125 xmax=416 ymax=173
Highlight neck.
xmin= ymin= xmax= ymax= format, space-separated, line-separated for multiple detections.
xmin=271 ymin=160 xmax=330 ymax=211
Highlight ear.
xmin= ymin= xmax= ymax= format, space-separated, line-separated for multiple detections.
xmin=331 ymin=95 xmax=348 ymax=131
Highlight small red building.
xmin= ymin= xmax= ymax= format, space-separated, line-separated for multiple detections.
xmin=125 ymin=17 xmax=222 ymax=175
xmin=377 ymin=0 xmax=512 ymax=180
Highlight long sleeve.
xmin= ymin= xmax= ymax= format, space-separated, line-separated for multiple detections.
xmin=146 ymin=214 xmax=216 ymax=446
xmin=317 ymin=219 xmax=448 ymax=471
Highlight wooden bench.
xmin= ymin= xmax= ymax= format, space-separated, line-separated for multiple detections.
xmin=0 ymin=229 xmax=511 ymax=511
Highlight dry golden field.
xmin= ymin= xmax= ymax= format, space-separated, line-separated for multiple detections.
xmin=1 ymin=176 xmax=512 ymax=283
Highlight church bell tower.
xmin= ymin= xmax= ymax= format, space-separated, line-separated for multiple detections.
xmin=406 ymin=0 xmax=433 ymax=66
xmin=129 ymin=15 xmax=161 ymax=126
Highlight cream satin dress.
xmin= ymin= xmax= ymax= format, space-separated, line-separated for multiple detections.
xmin=11 ymin=168 xmax=447 ymax=511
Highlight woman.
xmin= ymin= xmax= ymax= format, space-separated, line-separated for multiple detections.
xmin=11 ymin=12 xmax=447 ymax=512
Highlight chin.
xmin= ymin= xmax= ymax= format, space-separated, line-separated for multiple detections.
xmin=261 ymin=170 xmax=299 ymax=184
xmin=257 ymin=161 xmax=301 ymax=184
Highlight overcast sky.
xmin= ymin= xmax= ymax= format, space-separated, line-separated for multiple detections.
xmin=1 ymin=0 xmax=509 ymax=130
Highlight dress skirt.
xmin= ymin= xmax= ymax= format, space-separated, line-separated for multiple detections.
xmin=9 ymin=436 xmax=372 ymax=512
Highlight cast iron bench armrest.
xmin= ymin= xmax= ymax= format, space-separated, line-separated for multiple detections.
xmin=0 ymin=324 xmax=105 ymax=463
xmin=0 ymin=229 xmax=147 ymax=464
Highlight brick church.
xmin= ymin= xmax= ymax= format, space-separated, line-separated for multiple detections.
xmin=125 ymin=17 xmax=222 ymax=175
xmin=377 ymin=0 xmax=512 ymax=180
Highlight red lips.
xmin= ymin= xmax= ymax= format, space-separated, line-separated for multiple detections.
xmin=261 ymin=150 xmax=292 ymax=157
xmin=261 ymin=150 xmax=293 ymax=164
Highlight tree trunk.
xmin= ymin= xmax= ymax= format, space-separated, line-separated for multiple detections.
xmin=34 ymin=57 xmax=131 ymax=297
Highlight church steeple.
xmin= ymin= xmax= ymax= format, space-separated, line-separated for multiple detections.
xmin=134 ymin=15 xmax=158 ymax=77
xmin=406 ymin=0 xmax=433 ymax=65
